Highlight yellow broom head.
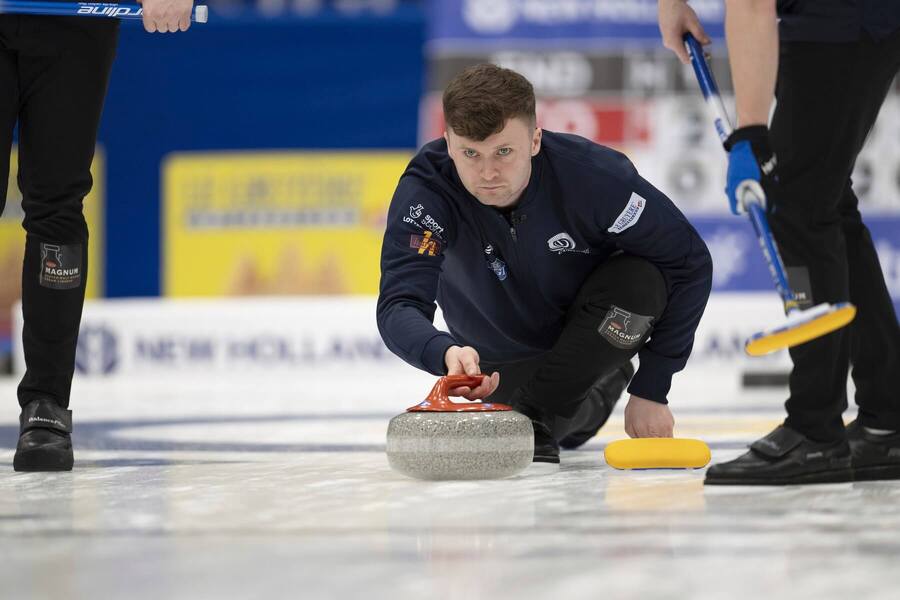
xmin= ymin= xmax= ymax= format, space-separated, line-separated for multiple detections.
xmin=745 ymin=302 xmax=856 ymax=357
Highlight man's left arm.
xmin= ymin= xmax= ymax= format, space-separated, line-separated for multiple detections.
xmin=598 ymin=172 xmax=713 ymax=405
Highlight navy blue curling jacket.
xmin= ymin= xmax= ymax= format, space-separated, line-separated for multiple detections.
xmin=376 ymin=131 xmax=713 ymax=404
xmin=777 ymin=0 xmax=900 ymax=42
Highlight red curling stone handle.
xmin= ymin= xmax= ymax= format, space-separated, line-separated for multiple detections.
xmin=406 ymin=375 xmax=514 ymax=413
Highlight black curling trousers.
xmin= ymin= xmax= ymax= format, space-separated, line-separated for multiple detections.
xmin=0 ymin=16 xmax=119 ymax=409
xmin=482 ymin=254 xmax=668 ymax=422
xmin=769 ymin=30 xmax=900 ymax=441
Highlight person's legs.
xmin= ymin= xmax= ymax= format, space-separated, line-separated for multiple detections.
xmin=484 ymin=254 xmax=666 ymax=460
xmin=482 ymin=355 xmax=635 ymax=448
xmin=514 ymin=254 xmax=665 ymax=418
xmin=768 ymin=32 xmax=900 ymax=442
xmin=706 ymin=31 xmax=900 ymax=485
xmin=551 ymin=360 xmax=634 ymax=449
xmin=13 ymin=17 xmax=118 ymax=471
xmin=842 ymin=175 xmax=900 ymax=479
xmin=841 ymin=183 xmax=900 ymax=431
xmin=0 ymin=21 xmax=18 ymax=218
xmin=0 ymin=23 xmax=20 ymax=376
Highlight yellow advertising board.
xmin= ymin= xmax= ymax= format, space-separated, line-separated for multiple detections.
xmin=162 ymin=151 xmax=411 ymax=297
xmin=1 ymin=147 xmax=103 ymax=338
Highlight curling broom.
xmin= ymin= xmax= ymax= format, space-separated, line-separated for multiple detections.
xmin=0 ymin=1 xmax=208 ymax=22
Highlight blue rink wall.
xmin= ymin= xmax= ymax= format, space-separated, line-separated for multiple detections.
xmin=98 ymin=7 xmax=426 ymax=297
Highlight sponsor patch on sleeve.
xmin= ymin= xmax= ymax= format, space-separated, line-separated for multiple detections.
xmin=607 ymin=192 xmax=646 ymax=235
xmin=409 ymin=231 xmax=442 ymax=256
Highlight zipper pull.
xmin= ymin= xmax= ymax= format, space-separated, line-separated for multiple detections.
xmin=509 ymin=226 xmax=517 ymax=242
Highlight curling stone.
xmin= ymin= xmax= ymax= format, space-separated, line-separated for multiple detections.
xmin=386 ymin=375 xmax=534 ymax=481
xmin=604 ymin=438 xmax=711 ymax=470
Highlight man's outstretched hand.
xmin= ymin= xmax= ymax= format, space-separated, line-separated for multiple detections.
xmin=444 ymin=345 xmax=500 ymax=400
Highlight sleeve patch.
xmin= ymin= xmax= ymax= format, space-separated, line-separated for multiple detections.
xmin=607 ymin=192 xmax=646 ymax=234
xmin=409 ymin=231 xmax=442 ymax=256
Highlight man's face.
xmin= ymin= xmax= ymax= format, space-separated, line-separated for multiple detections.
xmin=444 ymin=117 xmax=542 ymax=209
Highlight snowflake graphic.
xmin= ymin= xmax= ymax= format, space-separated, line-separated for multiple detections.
xmin=705 ymin=228 xmax=749 ymax=289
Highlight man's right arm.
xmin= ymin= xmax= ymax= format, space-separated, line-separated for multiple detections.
xmin=659 ymin=0 xmax=780 ymax=214
xmin=725 ymin=0 xmax=778 ymax=127
xmin=722 ymin=0 xmax=780 ymax=215
xmin=376 ymin=178 xmax=459 ymax=375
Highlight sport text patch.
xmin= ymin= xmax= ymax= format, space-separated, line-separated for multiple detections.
xmin=39 ymin=243 xmax=82 ymax=290
xmin=598 ymin=306 xmax=654 ymax=349
xmin=607 ymin=192 xmax=646 ymax=234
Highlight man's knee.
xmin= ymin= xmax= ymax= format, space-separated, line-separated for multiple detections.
xmin=22 ymin=203 xmax=88 ymax=243
xmin=574 ymin=255 xmax=667 ymax=321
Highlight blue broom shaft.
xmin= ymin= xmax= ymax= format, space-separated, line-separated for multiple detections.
xmin=683 ymin=33 xmax=798 ymax=310
xmin=0 ymin=1 xmax=207 ymax=21
xmin=747 ymin=203 xmax=796 ymax=309
xmin=684 ymin=34 xmax=733 ymax=144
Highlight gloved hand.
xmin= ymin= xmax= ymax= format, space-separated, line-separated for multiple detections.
xmin=724 ymin=125 xmax=778 ymax=216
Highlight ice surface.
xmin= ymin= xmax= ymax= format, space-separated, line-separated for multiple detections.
xmin=1 ymin=369 xmax=898 ymax=600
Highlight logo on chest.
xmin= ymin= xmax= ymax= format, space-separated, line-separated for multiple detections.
xmin=547 ymin=232 xmax=590 ymax=255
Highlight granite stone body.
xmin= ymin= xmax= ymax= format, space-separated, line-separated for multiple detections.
xmin=386 ymin=410 xmax=534 ymax=480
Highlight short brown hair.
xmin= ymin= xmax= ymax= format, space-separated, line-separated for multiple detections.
xmin=442 ymin=64 xmax=536 ymax=141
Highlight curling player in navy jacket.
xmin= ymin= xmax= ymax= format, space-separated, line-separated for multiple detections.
xmin=377 ymin=65 xmax=713 ymax=464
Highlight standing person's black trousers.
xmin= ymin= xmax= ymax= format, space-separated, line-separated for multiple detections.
xmin=1 ymin=16 xmax=119 ymax=468
xmin=482 ymin=254 xmax=668 ymax=446
xmin=770 ymin=30 xmax=900 ymax=442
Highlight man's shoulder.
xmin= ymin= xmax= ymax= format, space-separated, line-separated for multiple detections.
xmin=541 ymin=130 xmax=637 ymax=184
xmin=396 ymin=138 xmax=469 ymax=209
xmin=392 ymin=138 xmax=460 ymax=218
xmin=404 ymin=138 xmax=452 ymax=183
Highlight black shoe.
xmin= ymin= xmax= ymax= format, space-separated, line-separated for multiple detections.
xmin=13 ymin=398 xmax=74 ymax=472
xmin=846 ymin=419 xmax=900 ymax=481
xmin=556 ymin=361 xmax=634 ymax=450
xmin=531 ymin=418 xmax=560 ymax=464
xmin=510 ymin=395 xmax=561 ymax=464
xmin=704 ymin=425 xmax=852 ymax=486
